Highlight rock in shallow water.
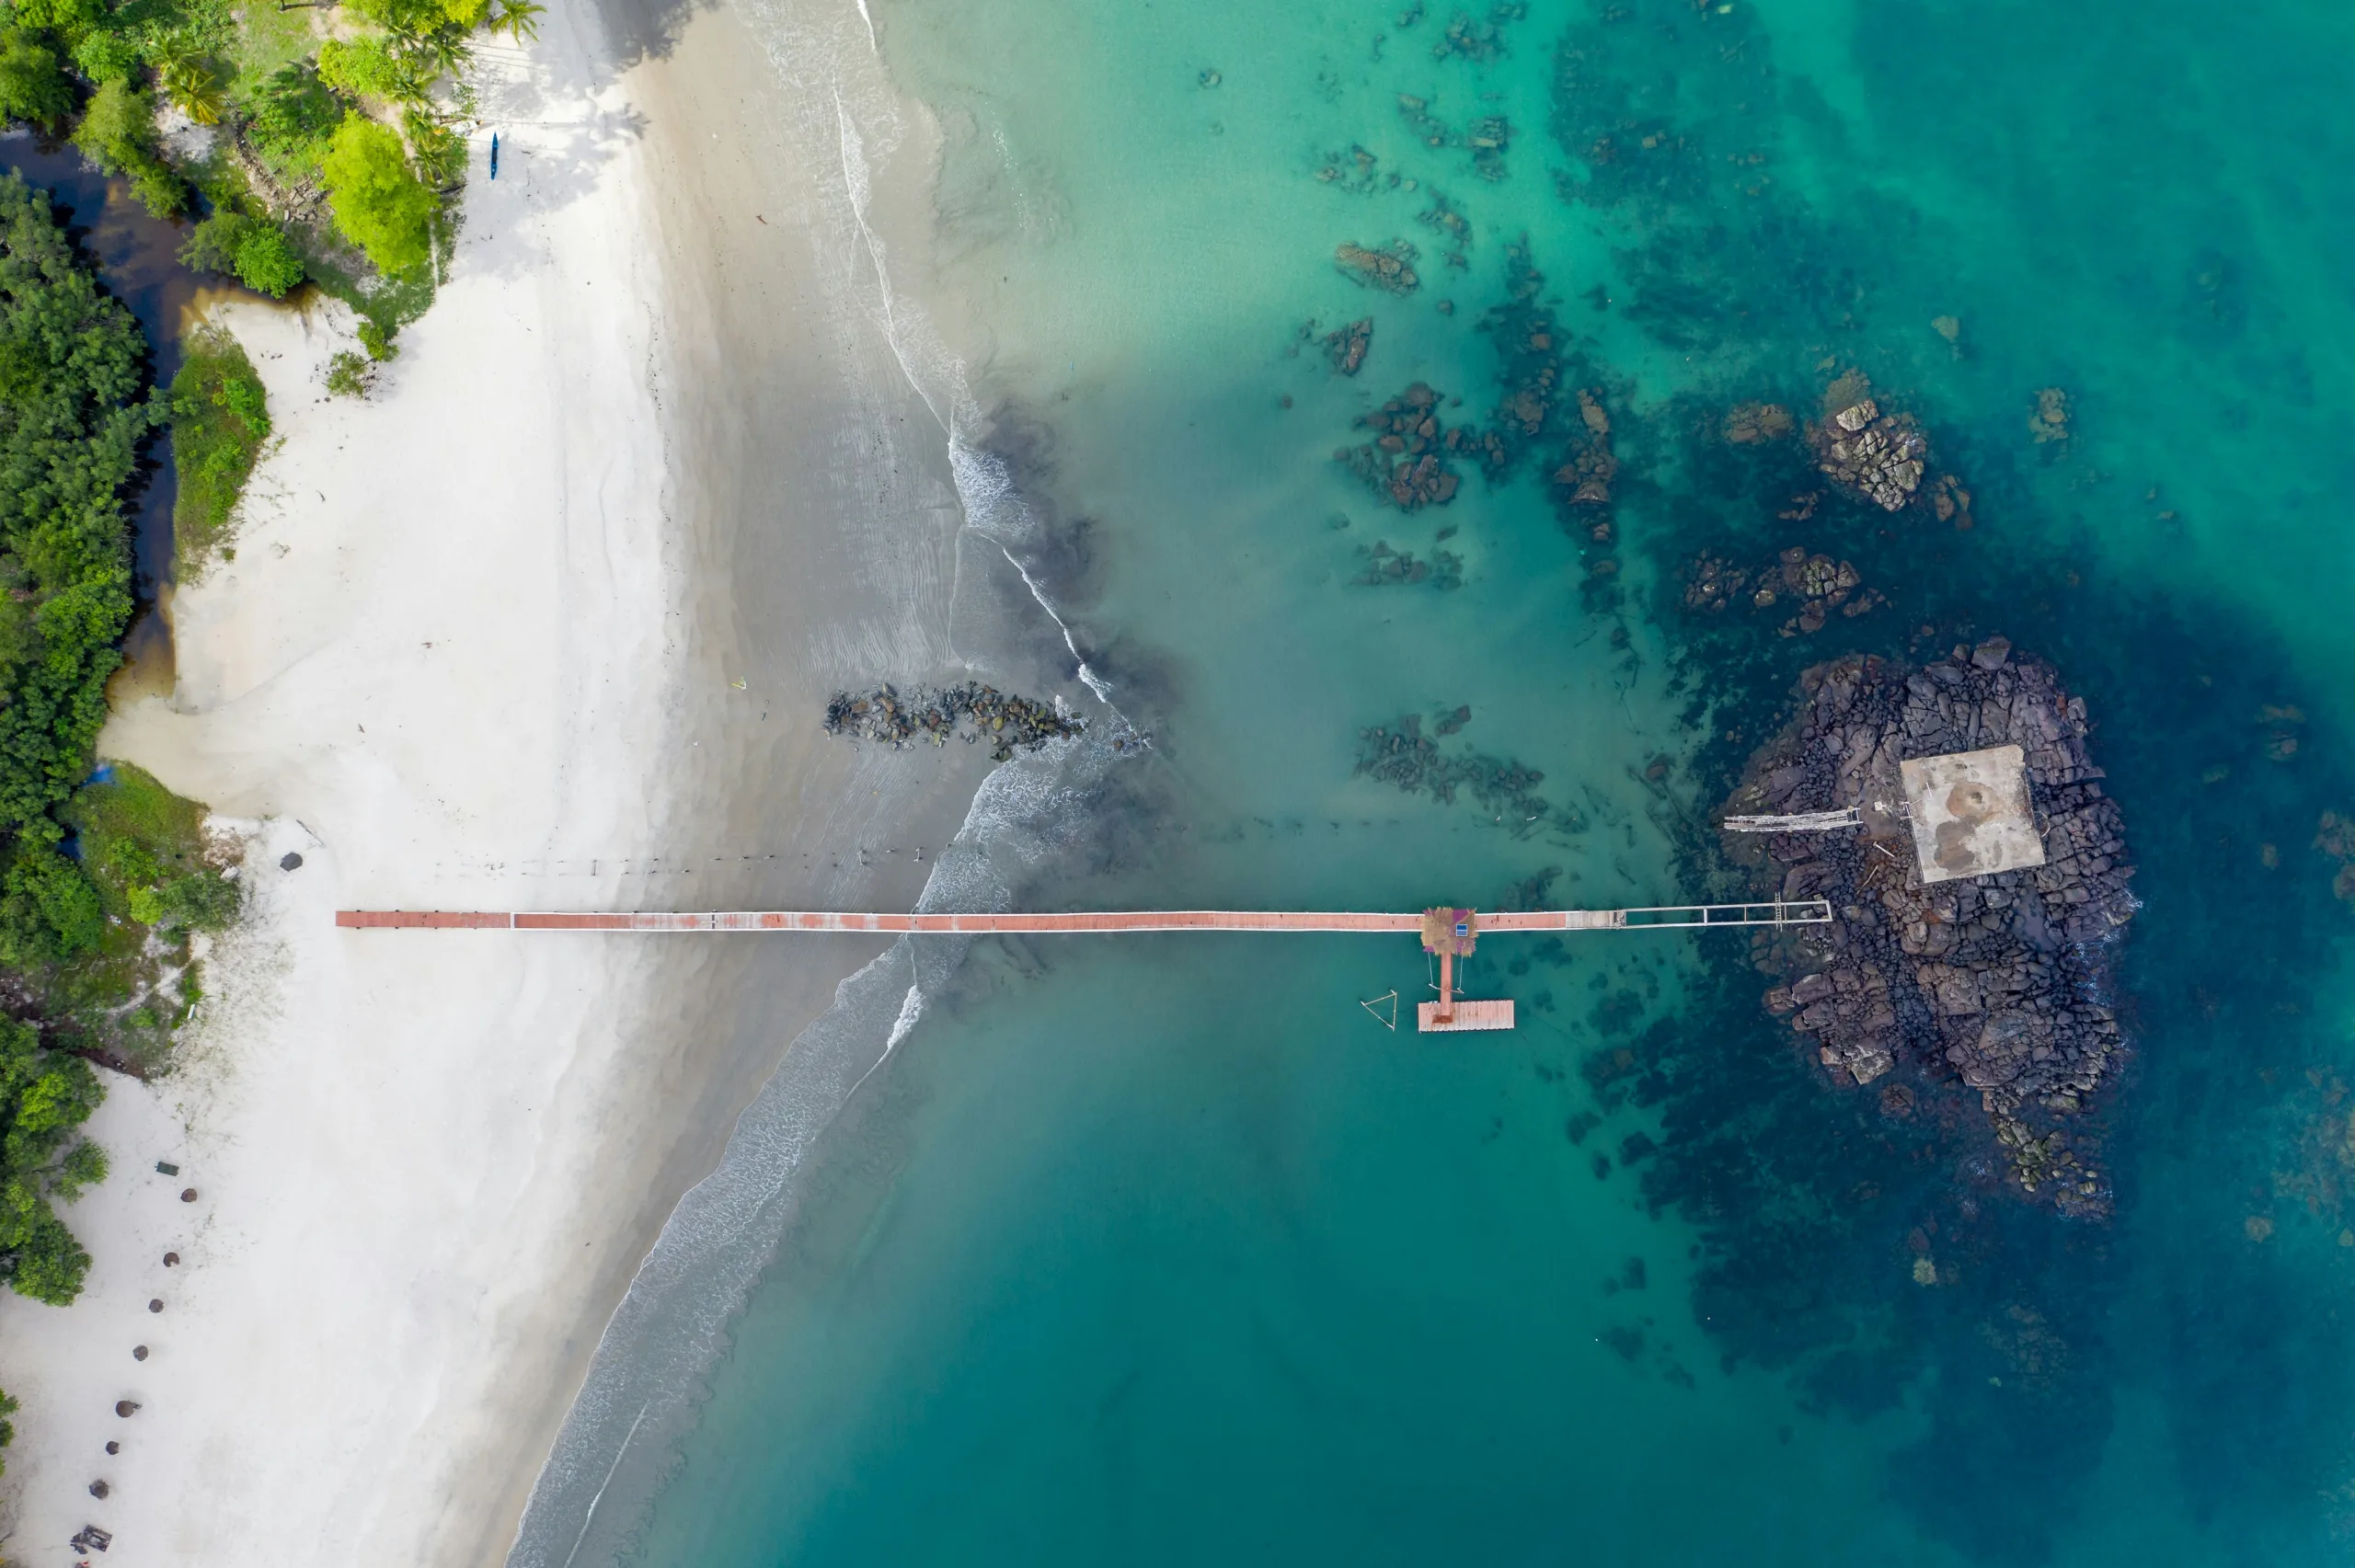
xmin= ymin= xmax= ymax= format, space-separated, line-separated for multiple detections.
xmin=822 ymin=682 xmax=1084 ymax=762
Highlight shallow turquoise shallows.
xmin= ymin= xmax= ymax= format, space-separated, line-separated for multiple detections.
xmin=626 ymin=0 xmax=2355 ymax=1562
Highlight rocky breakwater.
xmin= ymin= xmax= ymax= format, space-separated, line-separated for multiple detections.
xmin=1724 ymin=641 xmax=2137 ymax=1216
xmin=823 ymin=681 xmax=1084 ymax=762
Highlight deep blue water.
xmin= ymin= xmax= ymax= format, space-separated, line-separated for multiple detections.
xmin=611 ymin=0 xmax=2355 ymax=1561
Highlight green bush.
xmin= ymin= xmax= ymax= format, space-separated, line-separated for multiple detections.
xmin=11 ymin=0 xmax=107 ymax=38
xmin=179 ymin=212 xmax=305 ymax=298
xmin=0 ymin=845 xmax=103 ymax=965
xmin=230 ymin=223 xmax=304 ymax=296
xmin=321 ymin=118 xmax=433 ymax=276
xmin=316 ymin=34 xmax=417 ymax=103
xmin=67 ymin=29 xmax=136 ymax=84
xmin=168 ymin=322 xmax=270 ymax=571
xmin=325 ymin=348 xmax=373 ymax=398
xmin=355 ymin=316 xmax=396 ymax=361
xmin=0 ymin=27 xmax=74 ymax=128
xmin=72 ymin=79 xmax=189 ymax=220
xmin=160 ymin=868 xmax=237 ymax=928
xmin=348 ymin=0 xmax=490 ymax=36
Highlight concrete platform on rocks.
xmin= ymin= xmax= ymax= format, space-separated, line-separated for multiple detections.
xmin=1900 ymin=743 xmax=2046 ymax=884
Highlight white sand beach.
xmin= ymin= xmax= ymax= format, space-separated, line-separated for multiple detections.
xmin=0 ymin=0 xmax=989 ymax=1560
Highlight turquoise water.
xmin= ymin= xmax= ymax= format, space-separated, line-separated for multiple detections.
xmin=621 ymin=0 xmax=2355 ymax=1561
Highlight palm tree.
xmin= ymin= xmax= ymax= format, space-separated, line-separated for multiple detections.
xmin=156 ymin=54 xmax=226 ymax=127
xmin=488 ymin=0 xmax=545 ymax=42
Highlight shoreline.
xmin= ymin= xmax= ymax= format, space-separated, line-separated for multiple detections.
xmin=0 ymin=0 xmax=995 ymax=1558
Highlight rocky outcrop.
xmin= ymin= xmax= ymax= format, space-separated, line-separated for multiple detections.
xmin=1808 ymin=374 xmax=1928 ymax=512
xmin=1728 ymin=643 xmax=2136 ymax=1216
xmin=823 ymin=682 xmax=1083 ymax=761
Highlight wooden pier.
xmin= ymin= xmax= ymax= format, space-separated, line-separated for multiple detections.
xmin=334 ymin=901 xmax=1829 ymax=935
xmin=336 ymin=900 xmax=1829 ymax=1035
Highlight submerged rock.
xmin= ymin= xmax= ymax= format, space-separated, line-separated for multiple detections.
xmin=1338 ymin=381 xmax=1461 ymax=509
xmin=1396 ymin=94 xmax=1512 ymax=181
xmin=1323 ymin=316 xmax=1373 ymax=376
xmin=1353 ymin=540 xmax=1463 ymax=589
xmin=1356 ymin=711 xmax=1573 ymax=832
xmin=1335 ymin=239 xmax=1421 ymax=294
xmin=1726 ymin=646 xmax=2136 ymax=1216
xmin=1722 ymin=401 xmax=1794 ymax=445
xmin=2030 ymin=385 xmax=2072 ymax=445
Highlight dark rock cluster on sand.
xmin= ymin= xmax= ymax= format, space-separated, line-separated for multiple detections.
xmin=1807 ymin=374 xmax=1928 ymax=512
xmin=1355 ymin=540 xmax=1464 ymax=589
xmin=1396 ymin=94 xmax=1511 ymax=180
xmin=822 ymin=682 xmax=1083 ymax=762
xmin=1335 ymin=240 xmax=1421 ymax=294
xmin=1428 ymin=3 xmax=1525 ymax=62
xmin=1726 ymin=642 xmax=2136 ymax=1215
xmin=1682 ymin=544 xmax=1887 ymax=634
xmin=1338 ymin=382 xmax=1461 ymax=508
xmin=1314 ymin=144 xmax=1393 ymax=196
xmin=1417 ymin=189 xmax=1471 ymax=268
xmin=1356 ymin=710 xmax=1568 ymax=830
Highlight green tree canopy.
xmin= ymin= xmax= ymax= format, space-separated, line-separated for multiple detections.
xmin=0 ymin=1014 xmax=105 ymax=1305
xmin=0 ymin=174 xmax=153 ymax=859
xmin=70 ymin=79 xmax=187 ymax=218
xmin=321 ymin=119 xmax=434 ymax=277
xmin=0 ymin=27 xmax=74 ymax=128
xmin=179 ymin=212 xmax=306 ymax=298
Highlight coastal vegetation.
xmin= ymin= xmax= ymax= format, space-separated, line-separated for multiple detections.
xmin=167 ymin=321 xmax=270 ymax=572
xmin=0 ymin=166 xmax=240 ymax=1476
xmin=0 ymin=0 xmax=531 ymax=346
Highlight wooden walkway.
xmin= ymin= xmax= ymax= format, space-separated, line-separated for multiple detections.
xmin=1418 ymin=998 xmax=1516 ymax=1033
xmin=335 ymin=900 xmax=1832 ymax=933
